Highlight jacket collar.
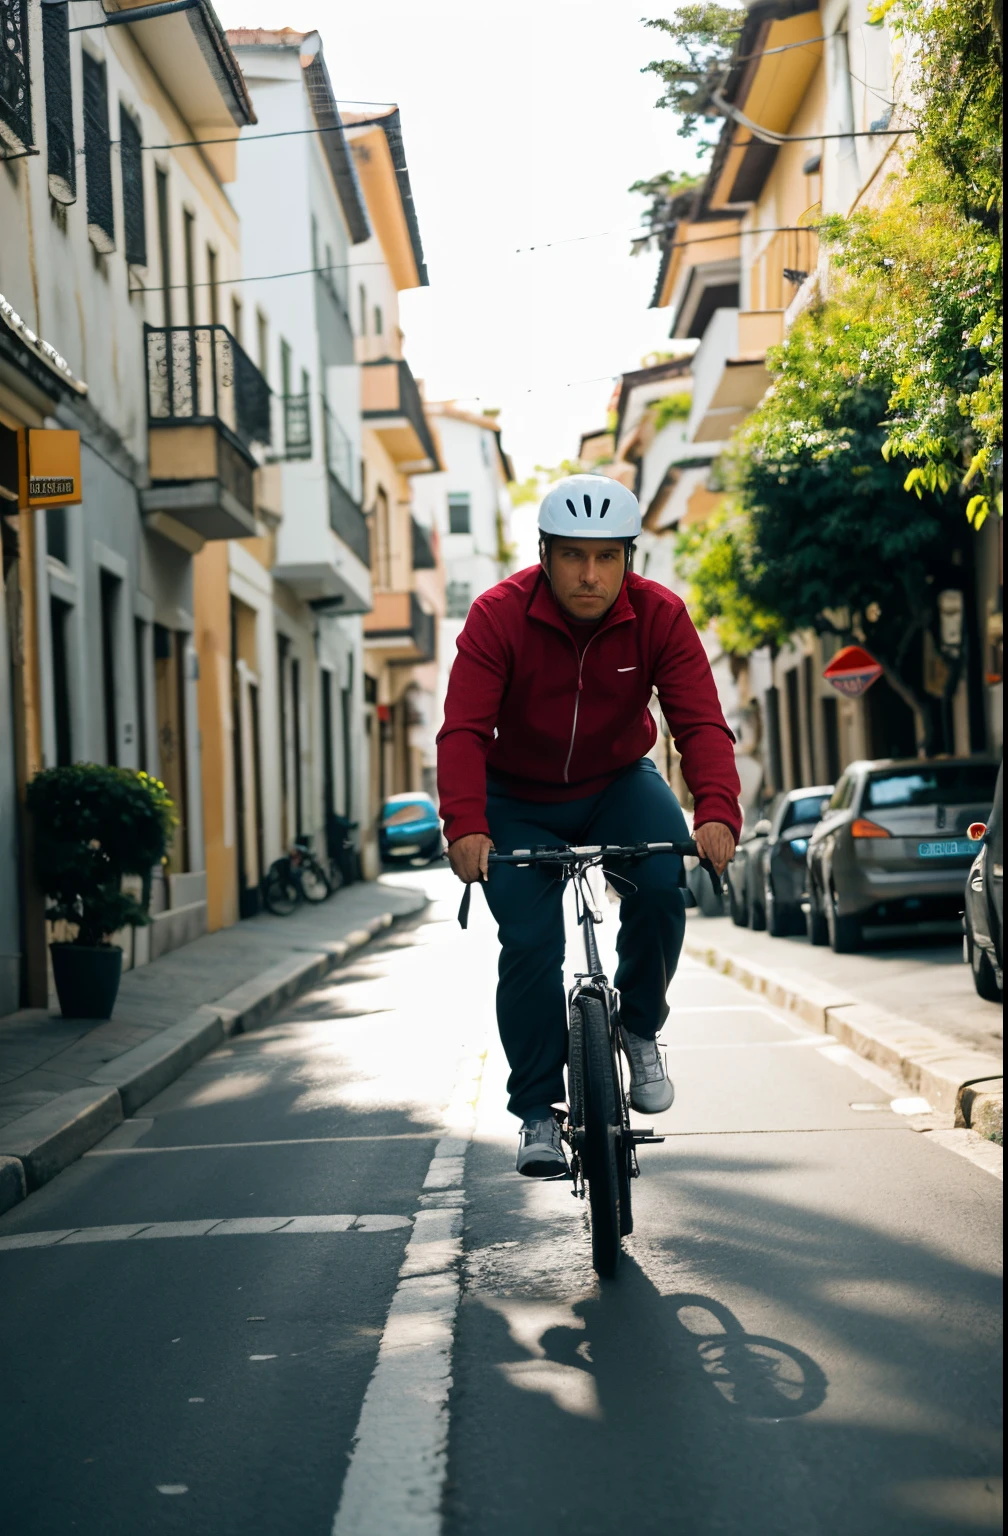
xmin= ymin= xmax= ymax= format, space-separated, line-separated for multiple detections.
xmin=526 ymin=568 xmax=636 ymax=638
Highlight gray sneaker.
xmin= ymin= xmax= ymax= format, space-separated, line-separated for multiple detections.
xmin=620 ymin=1028 xmax=675 ymax=1114
xmin=516 ymin=1114 xmax=568 ymax=1178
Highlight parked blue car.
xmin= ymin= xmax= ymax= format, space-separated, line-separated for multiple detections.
xmin=378 ymin=792 xmax=442 ymax=864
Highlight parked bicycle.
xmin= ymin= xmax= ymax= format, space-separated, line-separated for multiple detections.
xmin=458 ymin=838 xmax=720 ymax=1278
xmin=263 ymin=838 xmax=332 ymax=916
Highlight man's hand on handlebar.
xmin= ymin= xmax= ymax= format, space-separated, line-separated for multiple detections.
xmin=448 ymin=832 xmax=494 ymax=883
xmin=693 ymin=821 xmax=736 ymax=876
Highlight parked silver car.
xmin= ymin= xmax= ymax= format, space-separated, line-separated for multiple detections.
xmin=805 ymin=756 xmax=1002 ymax=953
xmin=963 ymin=760 xmax=1003 ymax=1002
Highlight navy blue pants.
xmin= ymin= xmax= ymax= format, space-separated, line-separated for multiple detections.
xmin=483 ymin=758 xmax=688 ymax=1117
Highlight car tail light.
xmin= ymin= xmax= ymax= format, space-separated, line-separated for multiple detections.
xmin=967 ymin=822 xmax=987 ymax=841
xmin=850 ymin=818 xmax=890 ymax=839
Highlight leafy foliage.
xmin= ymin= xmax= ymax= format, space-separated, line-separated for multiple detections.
xmin=27 ymin=765 xmax=176 ymax=946
xmin=509 ymin=460 xmax=584 ymax=507
xmin=675 ymin=507 xmax=791 ymax=657
xmin=722 ymin=301 xmax=968 ymax=748
xmin=641 ymin=5 xmax=745 ymax=143
xmin=629 ymin=171 xmax=702 ymax=254
xmin=652 ymin=392 xmax=692 ymax=430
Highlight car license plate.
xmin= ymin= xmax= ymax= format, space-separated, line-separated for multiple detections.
xmin=917 ymin=839 xmax=974 ymax=859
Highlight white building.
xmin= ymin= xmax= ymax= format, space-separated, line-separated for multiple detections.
xmin=411 ymin=405 xmax=514 ymax=800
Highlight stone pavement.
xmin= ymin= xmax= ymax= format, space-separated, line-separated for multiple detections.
xmin=0 ymin=878 xmax=428 ymax=1211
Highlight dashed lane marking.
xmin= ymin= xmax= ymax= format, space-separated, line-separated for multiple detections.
xmin=331 ymin=1045 xmax=487 ymax=1536
xmin=0 ymin=1214 xmax=411 ymax=1251
xmin=87 ymin=1132 xmax=441 ymax=1156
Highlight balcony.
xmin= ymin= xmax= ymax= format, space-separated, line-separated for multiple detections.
xmin=142 ymin=324 xmax=271 ymax=545
xmin=361 ymin=357 xmax=441 ymax=473
xmin=363 ymin=590 xmax=436 ymax=664
xmin=686 ymin=308 xmax=783 ymax=446
xmin=273 ymin=398 xmax=371 ymax=615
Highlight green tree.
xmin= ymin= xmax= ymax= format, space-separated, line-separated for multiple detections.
xmin=675 ymin=506 xmax=790 ymax=658
xmin=729 ymin=301 xmax=970 ymax=751
xmin=641 ymin=5 xmax=746 ymax=144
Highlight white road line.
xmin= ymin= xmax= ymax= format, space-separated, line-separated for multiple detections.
xmin=87 ymin=1132 xmax=440 ymax=1156
xmin=331 ymin=1044 xmax=487 ymax=1536
xmin=0 ymin=1214 xmax=410 ymax=1251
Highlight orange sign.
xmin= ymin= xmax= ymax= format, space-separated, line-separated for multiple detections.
xmin=18 ymin=428 xmax=82 ymax=507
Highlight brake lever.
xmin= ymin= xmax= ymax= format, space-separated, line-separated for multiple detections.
xmin=698 ymin=856 xmax=722 ymax=899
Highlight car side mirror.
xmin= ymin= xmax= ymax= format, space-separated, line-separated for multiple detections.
xmin=753 ymin=819 xmax=772 ymax=837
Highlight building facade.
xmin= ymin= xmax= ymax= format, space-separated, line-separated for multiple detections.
xmin=0 ymin=0 xmax=261 ymax=1011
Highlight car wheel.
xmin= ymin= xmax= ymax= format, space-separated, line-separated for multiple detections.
xmin=805 ymin=892 xmax=829 ymax=946
xmin=826 ymin=884 xmax=861 ymax=953
xmin=968 ymin=928 xmax=1003 ymax=1002
xmin=727 ymin=878 xmax=747 ymax=928
xmin=765 ymin=876 xmax=788 ymax=937
xmin=749 ymin=889 xmax=766 ymax=931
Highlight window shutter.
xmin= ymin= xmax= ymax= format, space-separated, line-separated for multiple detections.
xmin=120 ymin=105 xmax=146 ymax=266
xmin=42 ymin=1 xmax=74 ymax=203
xmin=0 ymin=0 xmax=32 ymax=151
xmin=82 ymin=51 xmax=114 ymax=253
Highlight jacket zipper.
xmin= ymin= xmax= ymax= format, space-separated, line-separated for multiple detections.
xmin=563 ymin=633 xmax=599 ymax=783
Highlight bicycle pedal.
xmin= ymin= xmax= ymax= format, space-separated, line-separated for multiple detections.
xmin=629 ymin=1129 xmax=665 ymax=1144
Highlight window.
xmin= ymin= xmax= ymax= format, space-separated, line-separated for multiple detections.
xmin=783 ymin=795 xmax=828 ymax=830
xmin=50 ymin=596 xmax=73 ymax=766
xmin=373 ymin=304 xmax=383 ymax=336
xmin=99 ymin=569 xmax=120 ymax=765
xmin=46 ymin=504 xmax=68 ymax=565
xmin=83 ymin=51 xmax=115 ymax=253
xmin=183 ymin=209 xmax=196 ymax=326
xmin=134 ymin=617 xmax=148 ymax=770
xmin=231 ymin=295 xmax=243 ymax=346
xmin=829 ymin=774 xmax=856 ymax=812
xmin=0 ymin=0 xmax=31 ymax=150
xmin=865 ymin=763 xmax=999 ymax=811
xmin=311 ymin=213 xmax=320 ymax=269
xmin=120 ymin=105 xmax=146 ymax=266
xmin=43 ymin=0 xmax=75 ymax=204
xmin=374 ymin=486 xmax=391 ymax=588
xmin=358 ymin=284 xmax=367 ymax=335
xmin=256 ymin=309 xmax=269 ymax=381
xmin=448 ymin=493 xmax=471 ymax=535
xmin=325 ymin=242 xmax=333 ymax=288
xmin=156 ymin=167 xmax=171 ymax=325
xmin=206 ymin=245 xmax=219 ymax=324
xmin=445 ymin=581 xmax=472 ymax=619
xmin=280 ymin=337 xmax=292 ymax=397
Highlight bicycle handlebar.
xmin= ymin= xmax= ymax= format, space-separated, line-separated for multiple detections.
xmin=456 ymin=839 xmax=723 ymax=928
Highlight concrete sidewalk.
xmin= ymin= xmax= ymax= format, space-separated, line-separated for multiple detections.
xmin=683 ymin=913 xmax=1003 ymax=1141
xmin=0 ymin=879 xmax=428 ymax=1214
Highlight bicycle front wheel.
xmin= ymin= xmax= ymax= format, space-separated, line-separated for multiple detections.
xmin=573 ymin=992 xmax=622 ymax=1279
xmin=300 ymin=859 xmax=331 ymax=903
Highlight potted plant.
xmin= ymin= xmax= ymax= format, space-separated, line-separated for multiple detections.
xmin=26 ymin=765 xmax=175 ymax=1019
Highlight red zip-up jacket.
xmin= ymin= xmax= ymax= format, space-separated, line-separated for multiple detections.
xmin=436 ymin=566 xmax=742 ymax=845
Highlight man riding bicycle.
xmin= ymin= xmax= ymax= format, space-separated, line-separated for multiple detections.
xmin=437 ymin=474 xmax=742 ymax=1177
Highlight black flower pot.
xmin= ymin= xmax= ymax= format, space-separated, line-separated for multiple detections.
xmin=50 ymin=943 xmax=123 ymax=1020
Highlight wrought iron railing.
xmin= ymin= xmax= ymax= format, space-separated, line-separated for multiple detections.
xmin=411 ymin=516 xmax=436 ymax=571
xmin=0 ymin=0 xmax=31 ymax=150
xmin=409 ymin=592 xmax=436 ymax=662
xmin=145 ymin=325 xmax=271 ymax=452
xmin=328 ymin=473 xmax=370 ymax=567
xmin=322 ymin=397 xmax=355 ymax=490
xmin=283 ymin=393 xmax=312 ymax=459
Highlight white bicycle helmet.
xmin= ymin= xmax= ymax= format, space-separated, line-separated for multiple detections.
xmin=538 ymin=474 xmax=642 ymax=538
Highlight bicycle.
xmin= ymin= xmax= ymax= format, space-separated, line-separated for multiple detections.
xmin=263 ymin=838 xmax=332 ymax=916
xmin=457 ymin=839 xmax=720 ymax=1279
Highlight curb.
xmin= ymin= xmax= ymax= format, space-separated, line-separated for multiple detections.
xmin=0 ymin=906 xmax=416 ymax=1217
xmin=683 ymin=934 xmax=1003 ymax=1128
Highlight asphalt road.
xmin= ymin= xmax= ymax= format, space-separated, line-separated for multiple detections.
xmin=0 ymin=871 xmax=1001 ymax=1535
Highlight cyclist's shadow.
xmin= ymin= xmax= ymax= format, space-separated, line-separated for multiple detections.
xmin=537 ymin=1257 xmax=827 ymax=1422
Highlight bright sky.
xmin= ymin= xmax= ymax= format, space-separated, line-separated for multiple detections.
xmin=216 ymin=0 xmax=703 ymax=477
